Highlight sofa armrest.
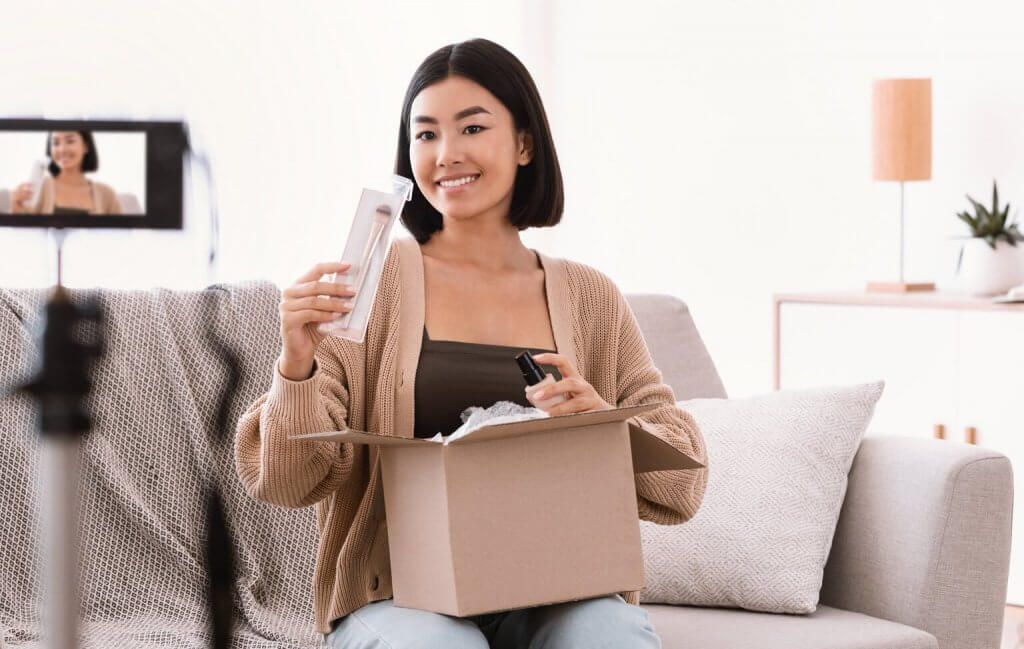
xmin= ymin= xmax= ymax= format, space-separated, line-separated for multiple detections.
xmin=820 ymin=436 xmax=1013 ymax=649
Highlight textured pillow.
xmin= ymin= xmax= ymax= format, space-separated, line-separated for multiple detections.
xmin=639 ymin=380 xmax=884 ymax=614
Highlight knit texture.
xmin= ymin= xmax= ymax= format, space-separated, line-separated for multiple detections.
xmin=235 ymin=237 xmax=709 ymax=634
xmin=640 ymin=382 xmax=884 ymax=613
xmin=0 ymin=281 xmax=328 ymax=648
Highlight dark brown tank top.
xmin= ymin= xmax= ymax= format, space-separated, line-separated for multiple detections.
xmin=413 ymin=326 xmax=562 ymax=439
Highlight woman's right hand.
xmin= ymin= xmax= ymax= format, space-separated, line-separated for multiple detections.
xmin=279 ymin=261 xmax=357 ymax=380
xmin=10 ymin=182 xmax=34 ymax=213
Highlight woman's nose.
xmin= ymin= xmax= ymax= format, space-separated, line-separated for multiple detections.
xmin=436 ymin=138 xmax=465 ymax=167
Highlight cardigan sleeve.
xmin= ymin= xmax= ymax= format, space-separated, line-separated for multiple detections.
xmin=234 ymin=342 xmax=357 ymax=509
xmin=94 ymin=182 xmax=122 ymax=214
xmin=611 ymin=286 xmax=709 ymax=526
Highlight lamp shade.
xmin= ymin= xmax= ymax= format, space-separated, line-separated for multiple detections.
xmin=872 ymin=78 xmax=932 ymax=181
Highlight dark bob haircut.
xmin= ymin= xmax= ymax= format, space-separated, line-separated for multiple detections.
xmin=394 ymin=38 xmax=564 ymax=244
xmin=46 ymin=130 xmax=99 ymax=177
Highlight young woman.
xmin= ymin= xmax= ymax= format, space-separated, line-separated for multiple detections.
xmin=10 ymin=131 xmax=123 ymax=214
xmin=236 ymin=38 xmax=707 ymax=648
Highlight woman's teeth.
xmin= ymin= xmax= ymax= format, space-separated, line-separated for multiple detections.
xmin=439 ymin=175 xmax=479 ymax=188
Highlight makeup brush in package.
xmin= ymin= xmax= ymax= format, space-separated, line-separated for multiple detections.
xmin=345 ymin=204 xmax=392 ymax=311
xmin=317 ymin=175 xmax=414 ymax=344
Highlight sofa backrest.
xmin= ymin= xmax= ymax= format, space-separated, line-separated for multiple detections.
xmin=626 ymin=294 xmax=727 ymax=400
xmin=0 ymin=281 xmax=724 ymax=646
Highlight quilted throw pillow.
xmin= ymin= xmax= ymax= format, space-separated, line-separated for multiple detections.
xmin=639 ymin=380 xmax=885 ymax=614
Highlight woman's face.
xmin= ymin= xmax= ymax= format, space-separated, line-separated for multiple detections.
xmin=409 ymin=75 xmax=532 ymax=223
xmin=50 ymin=131 xmax=87 ymax=173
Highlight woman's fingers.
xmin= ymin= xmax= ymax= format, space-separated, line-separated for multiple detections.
xmin=284 ymin=279 xmax=356 ymax=299
xmin=531 ymin=352 xmax=578 ymax=379
xmin=545 ymin=394 xmax=607 ymax=417
xmin=294 ymin=261 xmax=352 ymax=285
xmin=282 ymin=309 xmax=346 ymax=327
xmin=281 ymin=295 xmax=353 ymax=312
xmin=532 ymin=376 xmax=585 ymax=400
xmin=278 ymin=262 xmax=354 ymax=369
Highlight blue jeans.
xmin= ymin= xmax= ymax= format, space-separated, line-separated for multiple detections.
xmin=324 ymin=593 xmax=662 ymax=648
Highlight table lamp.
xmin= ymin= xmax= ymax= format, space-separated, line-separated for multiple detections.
xmin=867 ymin=78 xmax=934 ymax=292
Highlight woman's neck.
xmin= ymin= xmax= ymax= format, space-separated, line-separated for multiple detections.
xmin=55 ymin=169 xmax=88 ymax=186
xmin=421 ymin=215 xmax=535 ymax=274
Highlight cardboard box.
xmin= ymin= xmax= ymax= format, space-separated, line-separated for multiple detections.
xmin=293 ymin=402 xmax=703 ymax=616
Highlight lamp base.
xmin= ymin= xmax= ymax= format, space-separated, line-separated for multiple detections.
xmin=865 ymin=281 xmax=936 ymax=293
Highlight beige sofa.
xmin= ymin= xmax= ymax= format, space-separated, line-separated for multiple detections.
xmin=0 ymin=282 xmax=1013 ymax=648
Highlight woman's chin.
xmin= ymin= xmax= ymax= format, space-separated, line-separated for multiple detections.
xmin=441 ymin=207 xmax=485 ymax=222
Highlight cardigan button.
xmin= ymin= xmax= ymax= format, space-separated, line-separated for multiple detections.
xmin=399 ymin=372 xmax=405 ymax=387
xmin=371 ymin=575 xmax=380 ymax=591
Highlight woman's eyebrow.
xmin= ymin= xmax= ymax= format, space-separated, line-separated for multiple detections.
xmin=413 ymin=105 xmax=492 ymax=125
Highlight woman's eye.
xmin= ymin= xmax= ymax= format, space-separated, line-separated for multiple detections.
xmin=415 ymin=131 xmax=435 ymax=141
xmin=464 ymin=125 xmax=485 ymax=135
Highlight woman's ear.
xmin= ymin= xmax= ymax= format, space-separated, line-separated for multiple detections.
xmin=517 ymin=130 xmax=534 ymax=166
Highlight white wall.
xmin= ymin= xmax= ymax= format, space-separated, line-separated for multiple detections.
xmin=0 ymin=0 xmax=534 ymax=288
xmin=538 ymin=0 xmax=1024 ymax=397
xmin=2 ymin=0 xmax=1022 ymax=398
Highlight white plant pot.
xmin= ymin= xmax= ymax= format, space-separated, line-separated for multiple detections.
xmin=955 ymin=238 xmax=1024 ymax=295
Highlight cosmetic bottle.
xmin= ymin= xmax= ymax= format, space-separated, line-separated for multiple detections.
xmin=515 ymin=350 xmax=567 ymax=410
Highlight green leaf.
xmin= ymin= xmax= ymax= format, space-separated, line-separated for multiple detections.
xmin=956 ymin=184 xmax=1020 ymax=240
xmin=967 ymin=195 xmax=990 ymax=220
xmin=957 ymin=211 xmax=977 ymax=232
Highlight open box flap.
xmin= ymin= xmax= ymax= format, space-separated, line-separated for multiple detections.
xmin=290 ymin=429 xmax=419 ymax=446
xmin=628 ymin=421 xmax=704 ymax=472
xmin=445 ymin=403 xmax=661 ymax=445
xmin=290 ymin=404 xmax=659 ymax=446
xmin=292 ymin=402 xmax=703 ymax=472
xmin=452 ymin=403 xmax=703 ymax=472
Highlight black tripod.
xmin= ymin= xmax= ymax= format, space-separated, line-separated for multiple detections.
xmin=18 ymin=232 xmax=103 ymax=649
xmin=18 ymin=230 xmax=239 ymax=649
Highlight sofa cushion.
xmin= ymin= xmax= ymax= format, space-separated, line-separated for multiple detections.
xmin=643 ymin=604 xmax=937 ymax=649
xmin=640 ymin=381 xmax=884 ymax=614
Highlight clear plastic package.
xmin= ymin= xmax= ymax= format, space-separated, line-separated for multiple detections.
xmin=28 ymin=159 xmax=47 ymax=210
xmin=316 ymin=174 xmax=414 ymax=344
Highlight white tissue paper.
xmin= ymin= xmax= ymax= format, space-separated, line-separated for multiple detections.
xmin=426 ymin=400 xmax=550 ymax=445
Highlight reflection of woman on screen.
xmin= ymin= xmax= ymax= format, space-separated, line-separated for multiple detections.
xmin=10 ymin=131 xmax=123 ymax=214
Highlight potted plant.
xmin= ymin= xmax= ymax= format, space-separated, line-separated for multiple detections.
xmin=953 ymin=180 xmax=1024 ymax=295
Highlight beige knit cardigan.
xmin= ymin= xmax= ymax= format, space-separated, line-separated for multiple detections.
xmin=27 ymin=175 xmax=123 ymax=214
xmin=234 ymin=235 xmax=709 ymax=634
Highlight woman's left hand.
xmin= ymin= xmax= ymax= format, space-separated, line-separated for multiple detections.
xmin=528 ymin=352 xmax=615 ymax=416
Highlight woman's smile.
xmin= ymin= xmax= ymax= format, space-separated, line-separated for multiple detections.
xmin=436 ymin=173 xmax=481 ymax=193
